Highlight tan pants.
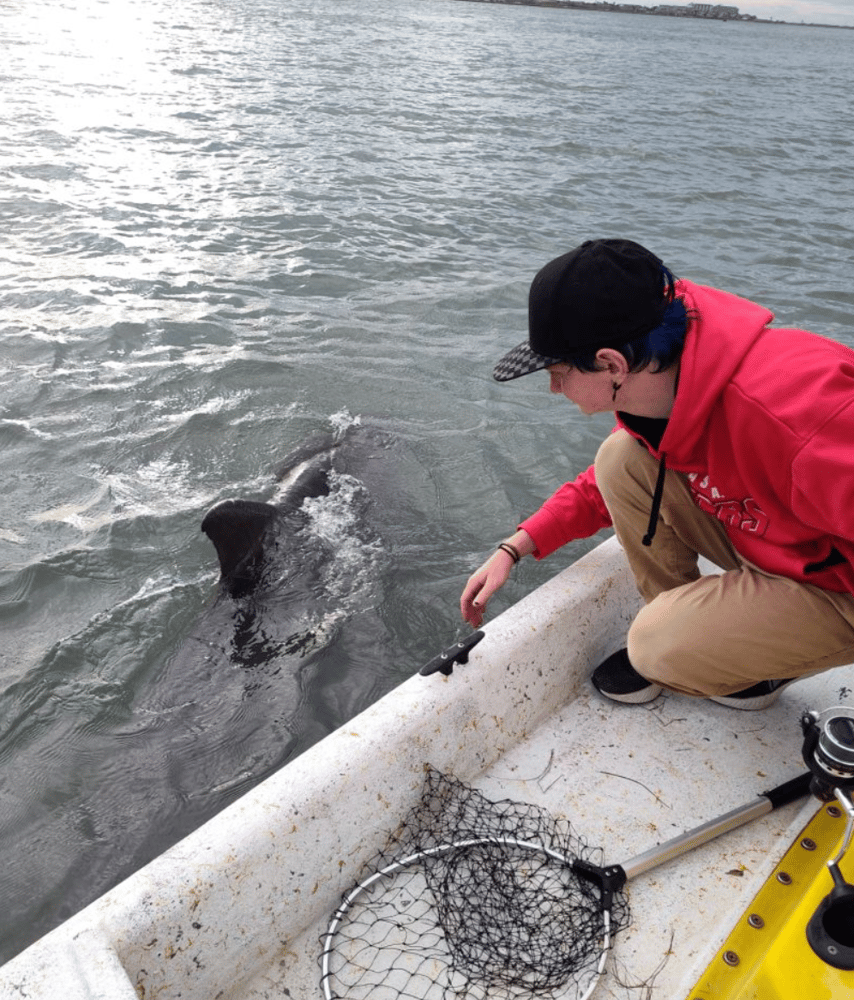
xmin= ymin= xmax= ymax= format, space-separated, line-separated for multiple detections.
xmin=594 ymin=430 xmax=854 ymax=696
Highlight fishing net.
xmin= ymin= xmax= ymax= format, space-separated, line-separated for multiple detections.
xmin=320 ymin=767 xmax=631 ymax=1000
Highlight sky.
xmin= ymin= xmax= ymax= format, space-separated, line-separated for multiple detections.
xmin=635 ymin=0 xmax=854 ymax=24
xmin=736 ymin=0 xmax=854 ymax=23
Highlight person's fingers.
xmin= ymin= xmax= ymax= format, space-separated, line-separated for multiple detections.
xmin=460 ymin=553 xmax=513 ymax=626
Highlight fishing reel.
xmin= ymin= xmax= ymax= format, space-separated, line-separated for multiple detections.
xmin=801 ymin=707 xmax=854 ymax=971
xmin=801 ymin=706 xmax=854 ymax=801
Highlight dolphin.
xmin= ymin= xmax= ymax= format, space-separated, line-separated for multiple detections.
xmin=0 ymin=421 xmax=434 ymax=963
xmin=194 ymin=426 xmax=391 ymax=672
xmin=201 ymin=430 xmax=345 ymax=601
xmin=157 ymin=425 xmax=399 ymax=737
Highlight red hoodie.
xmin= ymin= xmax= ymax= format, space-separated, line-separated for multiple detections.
xmin=519 ymin=279 xmax=854 ymax=597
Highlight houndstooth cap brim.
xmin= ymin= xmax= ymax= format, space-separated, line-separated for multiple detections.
xmin=492 ymin=341 xmax=565 ymax=382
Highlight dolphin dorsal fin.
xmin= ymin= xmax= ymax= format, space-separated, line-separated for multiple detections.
xmin=201 ymin=499 xmax=281 ymax=596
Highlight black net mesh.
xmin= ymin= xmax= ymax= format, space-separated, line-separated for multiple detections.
xmin=320 ymin=767 xmax=631 ymax=1000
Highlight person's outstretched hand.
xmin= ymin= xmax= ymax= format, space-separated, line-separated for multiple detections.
xmin=460 ymin=530 xmax=535 ymax=628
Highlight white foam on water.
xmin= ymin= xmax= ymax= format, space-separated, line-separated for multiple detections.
xmin=31 ymin=484 xmax=112 ymax=527
xmin=301 ymin=471 xmax=384 ymax=604
xmin=31 ymin=460 xmax=219 ymax=530
xmin=329 ymin=409 xmax=361 ymax=437
xmin=152 ymin=392 xmax=249 ymax=426
xmin=0 ymin=417 xmax=56 ymax=440
xmin=100 ymin=458 xmax=213 ymax=520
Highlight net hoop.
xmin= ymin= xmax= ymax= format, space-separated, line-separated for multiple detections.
xmin=320 ymin=835 xmax=612 ymax=1000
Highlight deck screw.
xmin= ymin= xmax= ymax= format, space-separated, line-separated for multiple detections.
xmin=747 ymin=913 xmax=765 ymax=929
xmin=801 ymin=838 xmax=817 ymax=851
xmin=723 ymin=950 xmax=740 ymax=967
xmin=827 ymin=805 xmax=842 ymax=818
xmin=776 ymin=871 xmax=793 ymax=885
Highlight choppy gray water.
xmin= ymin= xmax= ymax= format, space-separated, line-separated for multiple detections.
xmin=0 ymin=0 xmax=852 ymax=963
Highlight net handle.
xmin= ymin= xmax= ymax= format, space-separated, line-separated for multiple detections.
xmin=620 ymin=771 xmax=812 ymax=881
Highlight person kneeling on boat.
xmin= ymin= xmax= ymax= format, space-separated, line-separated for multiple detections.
xmin=460 ymin=238 xmax=854 ymax=711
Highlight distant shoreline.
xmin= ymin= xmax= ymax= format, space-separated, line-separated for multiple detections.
xmin=447 ymin=0 xmax=854 ymax=30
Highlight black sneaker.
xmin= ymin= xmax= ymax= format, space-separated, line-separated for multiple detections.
xmin=710 ymin=678 xmax=796 ymax=711
xmin=591 ymin=648 xmax=662 ymax=705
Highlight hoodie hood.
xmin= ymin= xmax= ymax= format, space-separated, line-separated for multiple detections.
xmin=655 ymin=279 xmax=774 ymax=466
xmin=614 ymin=278 xmax=775 ymax=548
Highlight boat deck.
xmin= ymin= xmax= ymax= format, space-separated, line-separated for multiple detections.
xmin=249 ymin=669 xmax=847 ymax=1000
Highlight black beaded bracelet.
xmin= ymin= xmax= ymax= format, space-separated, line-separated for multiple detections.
xmin=497 ymin=542 xmax=521 ymax=564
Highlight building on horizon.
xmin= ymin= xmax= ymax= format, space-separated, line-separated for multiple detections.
xmin=652 ymin=3 xmax=742 ymax=17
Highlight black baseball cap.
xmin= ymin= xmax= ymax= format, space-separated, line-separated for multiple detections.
xmin=493 ymin=239 xmax=673 ymax=382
